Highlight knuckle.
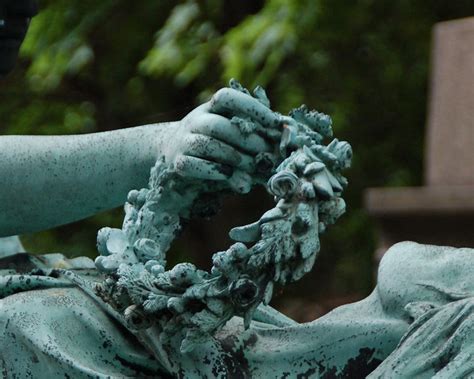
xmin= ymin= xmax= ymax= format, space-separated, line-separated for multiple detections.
xmin=192 ymin=113 xmax=213 ymax=129
xmin=211 ymin=88 xmax=234 ymax=106
xmin=190 ymin=134 xmax=209 ymax=150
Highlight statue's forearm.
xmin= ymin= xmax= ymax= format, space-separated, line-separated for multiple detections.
xmin=0 ymin=122 xmax=175 ymax=237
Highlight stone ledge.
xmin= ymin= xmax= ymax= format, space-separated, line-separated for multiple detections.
xmin=365 ymin=185 xmax=474 ymax=216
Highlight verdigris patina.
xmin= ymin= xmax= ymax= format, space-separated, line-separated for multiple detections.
xmin=1 ymin=81 xmax=473 ymax=378
xmin=92 ymin=80 xmax=350 ymax=356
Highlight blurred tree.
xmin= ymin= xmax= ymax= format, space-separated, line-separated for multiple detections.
xmin=1 ymin=0 xmax=473 ymax=319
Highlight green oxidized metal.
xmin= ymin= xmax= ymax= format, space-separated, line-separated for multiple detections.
xmin=93 ymin=80 xmax=351 ymax=356
xmin=1 ymin=81 xmax=473 ymax=378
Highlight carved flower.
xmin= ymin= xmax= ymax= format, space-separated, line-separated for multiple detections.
xmin=329 ymin=140 xmax=352 ymax=169
xmin=169 ymin=263 xmax=201 ymax=287
xmin=211 ymin=250 xmax=237 ymax=277
xmin=267 ymin=170 xmax=299 ymax=198
xmin=96 ymin=227 xmax=129 ymax=256
xmin=229 ymin=278 xmax=259 ymax=308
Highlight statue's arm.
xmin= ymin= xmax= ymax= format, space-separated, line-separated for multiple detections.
xmin=0 ymin=87 xmax=279 ymax=237
xmin=0 ymin=123 xmax=173 ymax=236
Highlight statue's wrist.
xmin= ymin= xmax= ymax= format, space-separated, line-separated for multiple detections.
xmin=153 ymin=121 xmax=181 ymax=165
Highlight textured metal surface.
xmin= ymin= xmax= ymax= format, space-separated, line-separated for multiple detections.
xmin=1 ymin=82 xmax=473 ymax=378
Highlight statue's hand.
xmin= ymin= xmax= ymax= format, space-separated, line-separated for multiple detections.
xmin=165 ymin=86 xmax=281 ymax=193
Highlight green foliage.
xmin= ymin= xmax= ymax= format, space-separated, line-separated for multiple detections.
xmin=21 ymin=0 xmax=115 ymax=92
xmin=222 ymin=0 xmax=300 ymax=87
xmin=139 ymin=2 xmax=219 ymax=86
xmin=2 ymin=0 xmax=473 ymax=311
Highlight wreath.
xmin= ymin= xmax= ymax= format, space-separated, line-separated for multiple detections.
xmin=94 ymin=80 xmax=352 ymax=353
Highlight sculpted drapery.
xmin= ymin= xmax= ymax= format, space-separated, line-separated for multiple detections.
xmin=1 ymin=82 xmax=473 ymax=378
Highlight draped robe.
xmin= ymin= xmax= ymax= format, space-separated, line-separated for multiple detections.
xmin=1 ymin=242 xmax=473 ymax=378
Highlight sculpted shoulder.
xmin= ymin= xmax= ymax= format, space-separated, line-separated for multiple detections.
xmin=377 ymin=242 xmax=474 ymax=319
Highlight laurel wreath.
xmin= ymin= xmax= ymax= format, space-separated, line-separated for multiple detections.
xmin=94 ymin=80 xmax=352 ymax=353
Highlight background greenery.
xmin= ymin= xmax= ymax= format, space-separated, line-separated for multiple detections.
xmin=1 ymin=0 xmax=473 ymax=321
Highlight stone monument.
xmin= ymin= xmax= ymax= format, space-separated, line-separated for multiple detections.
xmin=365 ymin=17 xmax=474 ymax=259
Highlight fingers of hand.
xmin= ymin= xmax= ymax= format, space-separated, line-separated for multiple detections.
xmin=228 ymin=170 xmax=253 ymax=194
xmin=182 ymin=134 xmax=243 ymax=167
xmin=230 ymin=115 xmax=282 ymax=143
xmin=192 ymin=113 xmax=272 ymax=155
xmin=209 ymin=88 xmax=281 ymax=130
xmin=174 ymin=155 xmax=233 ymax=181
